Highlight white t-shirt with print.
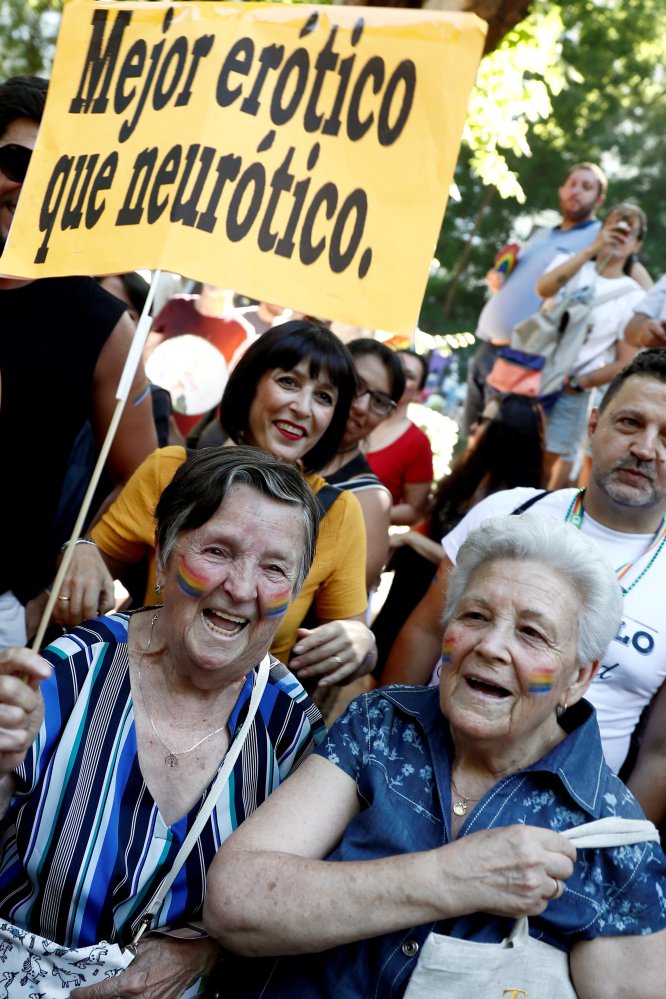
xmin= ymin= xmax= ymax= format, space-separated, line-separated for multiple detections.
xmin=437 ymin=487 xmax=666 ymax=773
xmin=545 ymin=257 xmax=644 ymax=375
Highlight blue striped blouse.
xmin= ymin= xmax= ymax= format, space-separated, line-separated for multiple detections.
xmin=0 ymin=614 xmax=325 ymax=947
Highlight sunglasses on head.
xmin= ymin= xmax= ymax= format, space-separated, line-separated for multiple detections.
xmin=0 ymin=143 xmax=32 ymax=183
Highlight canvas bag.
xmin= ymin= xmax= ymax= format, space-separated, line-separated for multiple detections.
xmin=486 ymin=283 xmax=634 ymax=405
xmin=0 ymin=656 xmax=270 ymax=999
xmin=403 ymin=817 xmax=659 ymax=999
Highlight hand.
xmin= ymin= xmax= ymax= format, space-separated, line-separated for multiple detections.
xmin=70 ymin=933 xmax=221 ymax=999
xmin=637 ymin=317 xmax=666 ymax=349
xmin=290 ymin=619 xmax=376 ymax=687
xmin=24 ymin=590 xmax=48 ymax=641
xmin=590 ymin=224 xmax=630 ymax=265
xmin=53 ymin=542 xmax=116 ymax=629
xmin=0 ymin=647 xmax=50 ymax=772
xmin=442 ymin=824 xmax=576 ymax=919
xmin=389 ymin=531 xmax=410 ymax=550
xmin=486 ymin=269 xmax=505 ymax=295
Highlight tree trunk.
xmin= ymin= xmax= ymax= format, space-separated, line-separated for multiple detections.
xmin=338 ymin=0 xmax=533 ymax=55
xmin=442 ymin=185 xmax=494 ymax=318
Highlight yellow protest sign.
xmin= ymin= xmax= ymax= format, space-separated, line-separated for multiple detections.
xmin=1 ymin=0 xmax=486 ymax=333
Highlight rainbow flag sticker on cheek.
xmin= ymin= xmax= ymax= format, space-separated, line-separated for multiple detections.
xmin=175 ymin=557 xmax=210 ymax=598
xmin=266 ymin=591 xmax=291 ymax=618
xmin=528 ymin=667 xmax=556 ymax=694
xmin=440 ymin=636 xmax=456 ymax=667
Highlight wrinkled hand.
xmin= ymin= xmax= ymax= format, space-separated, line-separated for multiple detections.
xmin=444 ymin=824 xmax=577 ymax=919
xmin=486 ymin=268 xmax=505 ymax=295
xmin=290 ymin=620 xmax=376 ymax=686
xmin=70 ymin=933 xmax=221 ymax=999
xmin=0 ymin=647 xmax=50 ymax=772
xmin=53 ymin=543 xmax=116 ymax=629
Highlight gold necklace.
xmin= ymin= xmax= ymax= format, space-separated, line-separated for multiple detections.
xmin=450 ymin=774 xmax=480 ymax=817
xmin=136 ymin=611 xmax=235 ymax=768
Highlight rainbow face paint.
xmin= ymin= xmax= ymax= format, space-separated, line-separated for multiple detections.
xmin=528 ymin=667 xmax=556 ymax=694
xmin=440 ymin=636 xmax=456 ymax=667
xmin=175 ymin=556 xmax=210 ymax=598
xmin=266 ymin=590 xmax=291 ymax=618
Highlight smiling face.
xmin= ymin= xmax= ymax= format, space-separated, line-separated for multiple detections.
xmin=439 ymin=559 xmax=589 ymax=762
xmin=589 ymin=376 xmax=666 ymax=516
xmin=0 ymin=116 xmax=38 ymax=248
xmin=247 ymin=358 xmax=338 ymax=464
xmin=157 ymin=483 xmax=304 ymax=688
xmin=558 ymin=167 xmax=604 ymax=226
xmin=342 ymin=353 xmax=393 ymax=449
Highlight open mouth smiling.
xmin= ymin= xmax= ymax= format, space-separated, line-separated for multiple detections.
xmin=465 ymin=675 xmax=511 ymax=698
xmin=203 ymin=608 xmax=249 ymax=637
xmin=274 ymin=421 xmax=306 ymax=440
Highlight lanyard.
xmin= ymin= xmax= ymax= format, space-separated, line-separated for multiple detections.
xmin=564 ymin=488 xmax=666 ymax=595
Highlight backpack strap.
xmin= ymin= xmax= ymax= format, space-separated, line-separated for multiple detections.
xmin=511 ymin=490 xmax=552 ymax=515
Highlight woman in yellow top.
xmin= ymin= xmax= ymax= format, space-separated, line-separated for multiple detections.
xmin=56 ymin=322 xmax=374 ymax=687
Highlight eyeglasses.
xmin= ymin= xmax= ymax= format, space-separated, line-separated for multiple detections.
xmin=0 ymin=143 xmax=32 ymax=183
xmin=355 ymin=385 xmax=396 ymax=417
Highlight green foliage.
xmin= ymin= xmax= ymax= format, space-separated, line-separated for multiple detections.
xmin=0 ymin=0 xmax=61 ymax=78
xmin=421 ymin=0 xmax=666 ymax=340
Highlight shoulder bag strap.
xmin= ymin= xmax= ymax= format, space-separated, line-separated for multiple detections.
xmin=132 ymin=654 xmax=272 ymax=942
xmin=561 ymin=816 xmax=659 ymax=848
xmin=589 ymin=282 xmax=638 ymax=310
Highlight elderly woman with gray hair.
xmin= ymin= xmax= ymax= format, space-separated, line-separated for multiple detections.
xmin=0 ymin=446 xmax=324 ymax=998
xmin=204 ymin=515 xmax=666 ymax=999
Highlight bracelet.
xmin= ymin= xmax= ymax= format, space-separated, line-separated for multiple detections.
xmin=60 ymin=538 xmax=98 ymax=554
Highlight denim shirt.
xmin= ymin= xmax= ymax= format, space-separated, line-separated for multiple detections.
xmin=227 ymin=687 xmax=666 ymax=999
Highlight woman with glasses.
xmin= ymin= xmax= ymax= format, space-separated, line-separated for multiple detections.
xmin=321 ymin=339 xmax=405 ymax=592
xmin=56 ymin=322 xmax=378 ymax=689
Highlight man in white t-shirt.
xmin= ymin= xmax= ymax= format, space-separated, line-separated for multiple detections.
xmin=381 ymin=350 xmax=666 ymax=825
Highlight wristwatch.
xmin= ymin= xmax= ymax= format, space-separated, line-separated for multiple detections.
xmin=568 ymin=376 xmax=584 ymax=392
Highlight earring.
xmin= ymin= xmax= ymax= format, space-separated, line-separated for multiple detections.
xmin=155 ymin=582 xmax=161 ymax=595
xmin=556 ymin=698 xmax=568 ymax=719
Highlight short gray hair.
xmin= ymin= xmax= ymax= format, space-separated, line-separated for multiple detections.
xmin=155 ymin=445 xmax=320 ymax=592
xmin=444 ymin=515 xmax=623 ymax=665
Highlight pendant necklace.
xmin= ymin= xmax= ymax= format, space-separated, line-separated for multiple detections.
xmin=136 ymin=611 xmax=237 ymax=767
xmin=450 ymin=775 xmax=480 ymax=817
xmin=564 ymin=488 xmax=666 ymax=595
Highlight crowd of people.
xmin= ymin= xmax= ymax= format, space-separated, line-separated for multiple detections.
xmin=1 ymin=72 xmax=665 ymax=998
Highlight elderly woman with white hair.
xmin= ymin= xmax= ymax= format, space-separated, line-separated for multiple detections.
xmin=203 ymin=515 xmax=666 ymax=999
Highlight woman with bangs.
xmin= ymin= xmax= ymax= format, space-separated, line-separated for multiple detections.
xmin=57 ymin=321 xmax=377 ymax=688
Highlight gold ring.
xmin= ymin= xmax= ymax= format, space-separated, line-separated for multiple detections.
xmin=549 ymin=878 xmax=560 ymax=900
xmin=57 ymin=596 xmax=71 ymax=602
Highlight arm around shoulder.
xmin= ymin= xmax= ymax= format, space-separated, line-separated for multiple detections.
xmin=626 ymin=680 xmax=666 ymax=825
xmin=380 ymin=556 xmax=452 ymax=685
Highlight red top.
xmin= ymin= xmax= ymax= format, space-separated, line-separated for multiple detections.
xmin=367 ymin=422 xmax=433 ymax=504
